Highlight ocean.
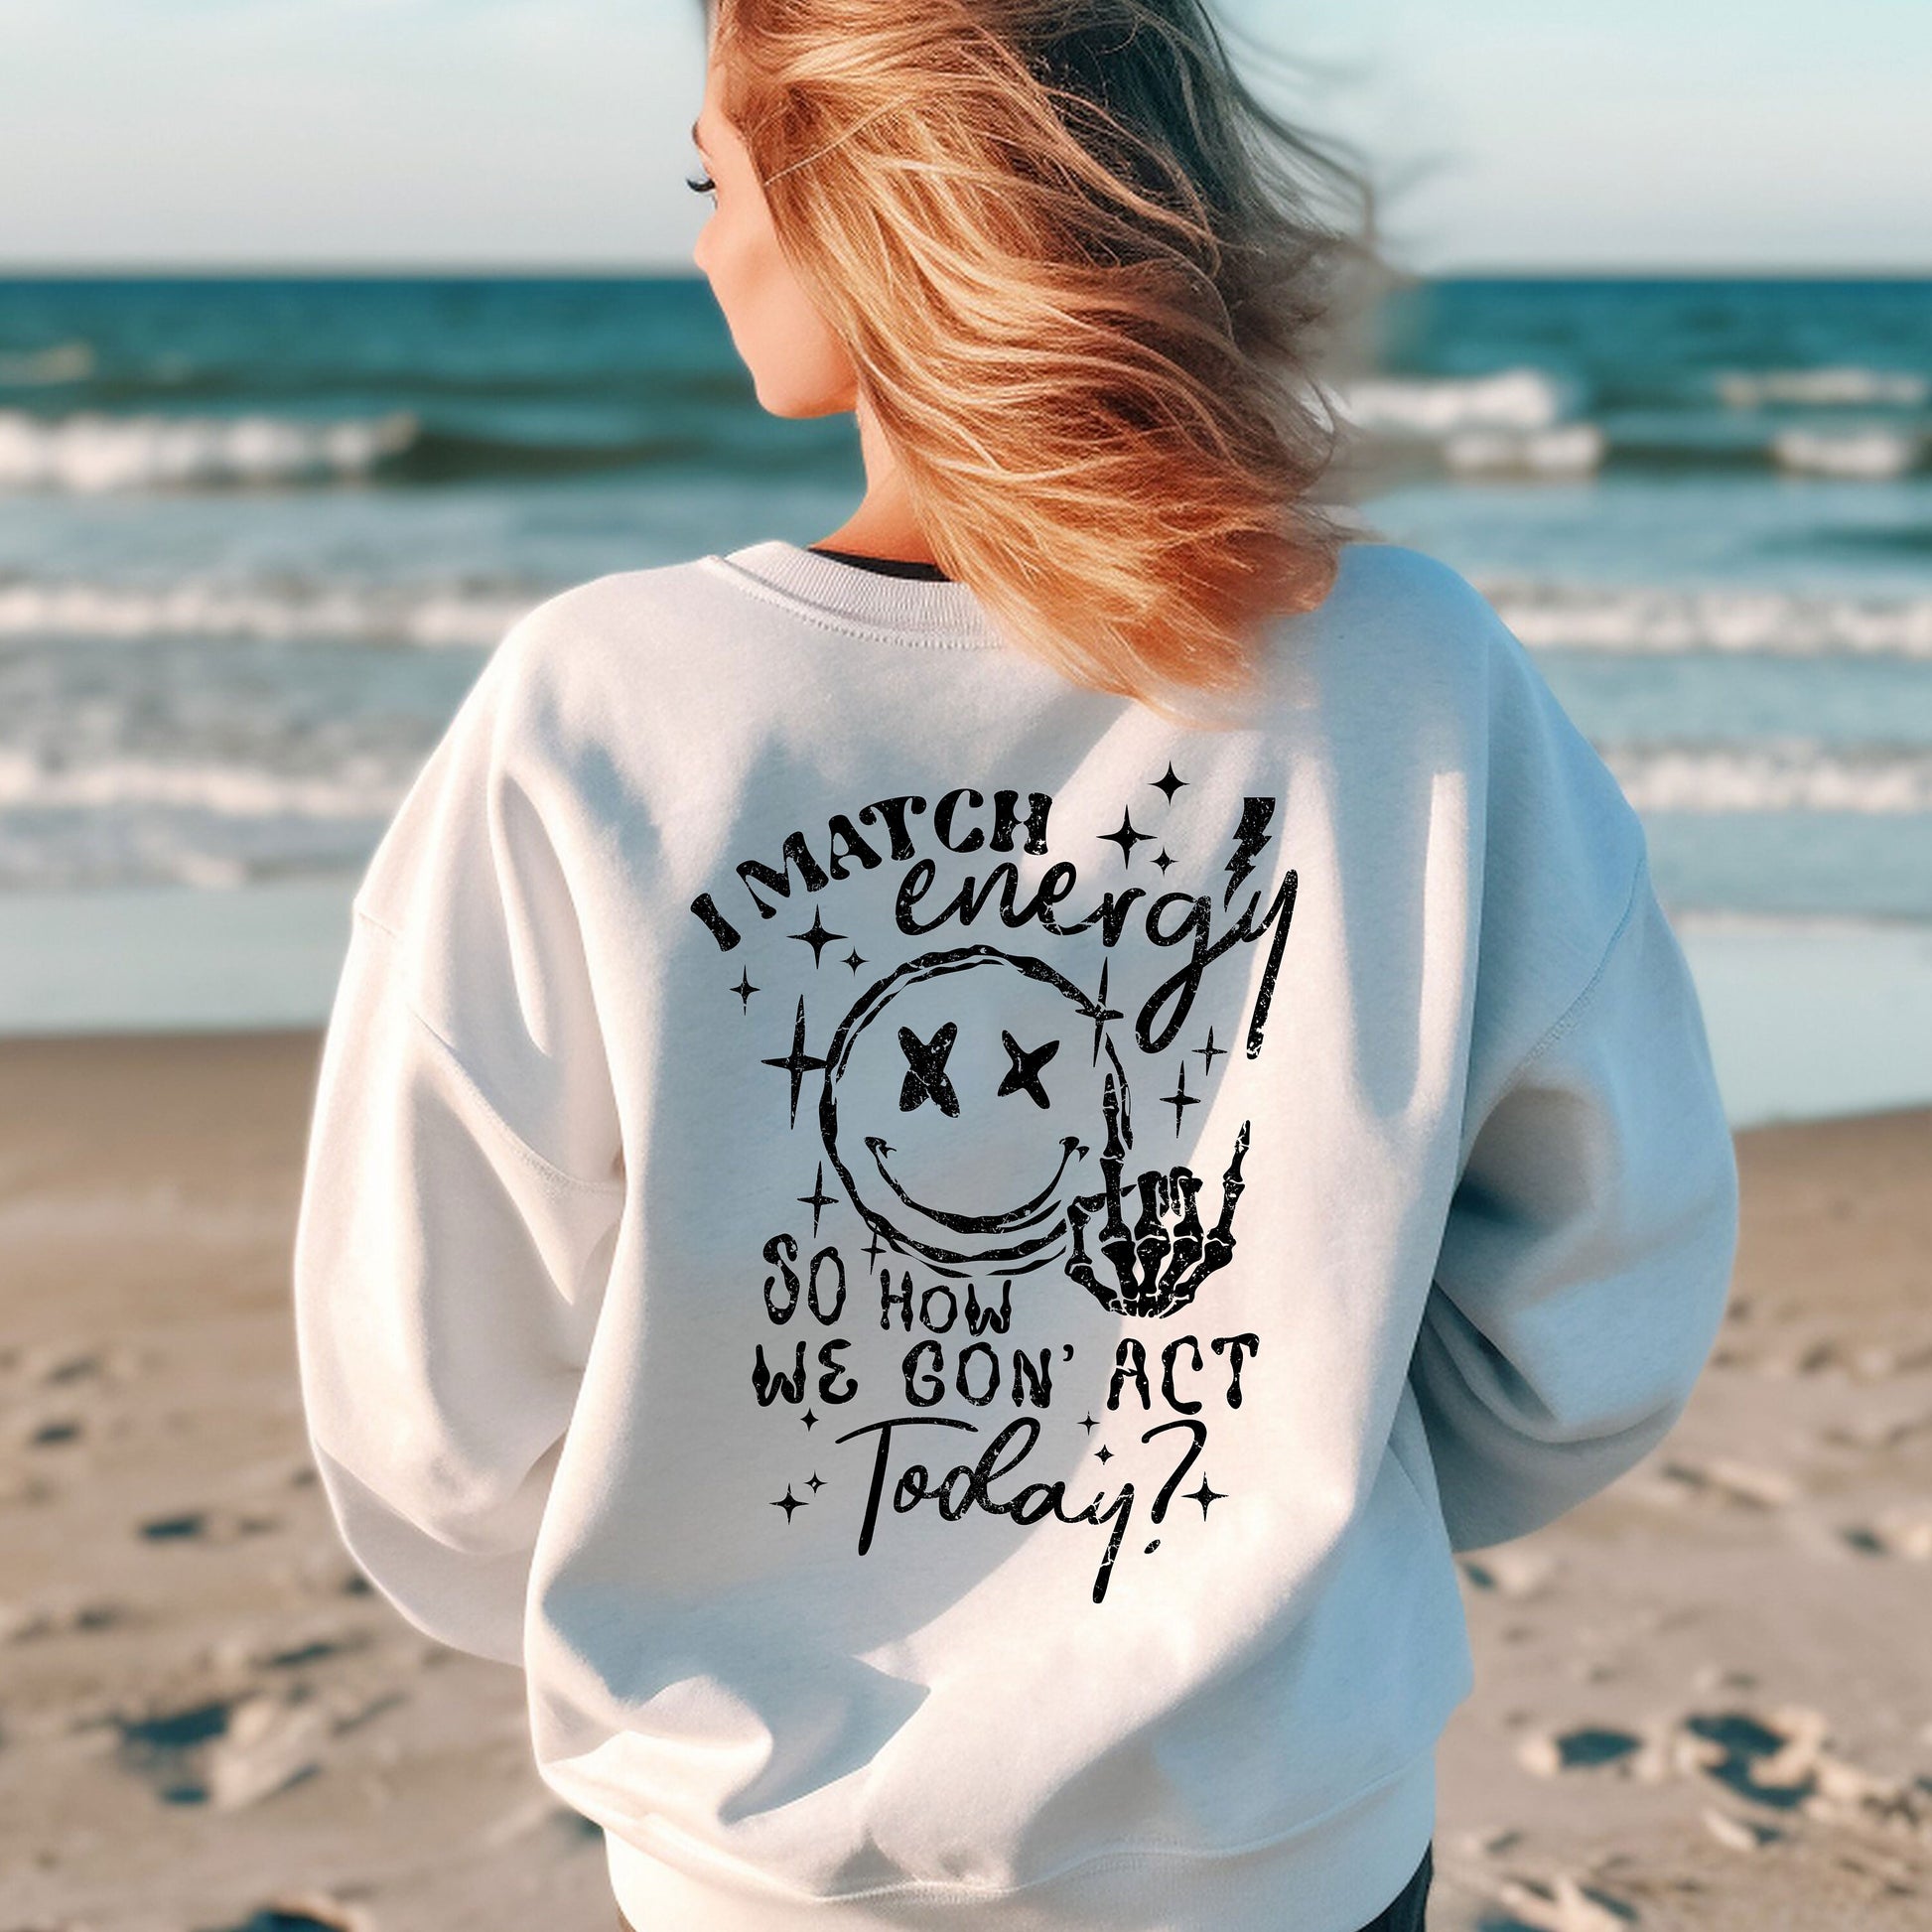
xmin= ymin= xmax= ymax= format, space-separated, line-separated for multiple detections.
xmin=1 ymin=273 xmax=1928 ymax=1125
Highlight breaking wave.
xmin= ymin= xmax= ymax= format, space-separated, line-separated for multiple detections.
xmin=0 ymin=408 xmax=421 ymax=491
xmin=1718 ymin=366 xmax=1929 ymax=409
xmin=0 ymin=408 xmax=715 ymax=491
xmin=1601 ymin=740 xmax=1932 ymax=814
xmin=1478 ymin=581 xmax=1932 ymax=658
xmin=0 ymin=577 xmax=538 ymax=648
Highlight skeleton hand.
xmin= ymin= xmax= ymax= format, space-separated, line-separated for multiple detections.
xmin=1064 ymin=1071 xmax=1250 ymax=1318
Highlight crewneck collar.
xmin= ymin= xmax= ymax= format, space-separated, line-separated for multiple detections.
xmin=700 ymin=539 xmax=1007 ymax=648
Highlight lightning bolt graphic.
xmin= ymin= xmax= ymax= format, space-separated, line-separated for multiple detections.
xmin=1223 ymin=796 xmax=1275 ymax=907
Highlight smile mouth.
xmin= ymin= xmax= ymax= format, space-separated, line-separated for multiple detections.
xmin=863 ymin=1134 xmax=1083 ymax=1233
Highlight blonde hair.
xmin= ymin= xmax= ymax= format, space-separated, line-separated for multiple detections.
xmin=708 ymin=0 xmax=1385 ymax=713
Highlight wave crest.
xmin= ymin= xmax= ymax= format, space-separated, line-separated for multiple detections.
xmin=1773 ymin=428 xmax=1924 ymax=481
xmin=0 ymin=408 xmax=421 ymax=491
xmin=0 ymin=341 xmax=97 ymax=386
xmin=0 ymin=577 xmax=536 ymax=648
xmin=1718 ymin=366 xmax=1929 ymax=409
xmin=1479 ymin=581 xmax=1932 ymax=658
xmin=1333 ymin=367 xmax=1568 ymax=436
xmin=1602 ymin=740 xmax=1932 ymax=814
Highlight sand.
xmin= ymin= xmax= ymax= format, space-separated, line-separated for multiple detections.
xmin=0 ymin=1030 xmax=1927 ymax=1931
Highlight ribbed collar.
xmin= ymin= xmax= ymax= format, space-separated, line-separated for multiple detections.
xmin=700 ymin=539 xmax=1008 ymax=648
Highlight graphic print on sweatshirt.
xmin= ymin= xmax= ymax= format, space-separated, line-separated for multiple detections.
xmin=689 ymin=768 xmax=1296 ymax=1603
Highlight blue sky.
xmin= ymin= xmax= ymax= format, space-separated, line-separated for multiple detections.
xmin=2 ymin=0 xmax=1926 ymax=272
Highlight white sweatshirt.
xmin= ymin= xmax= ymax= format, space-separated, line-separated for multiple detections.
xmin=292 ymin=537 xmax=1739 ymax=1931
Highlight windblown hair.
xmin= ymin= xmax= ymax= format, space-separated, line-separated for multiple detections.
xmin=707 ymin=0 xmax=1385 ymax=712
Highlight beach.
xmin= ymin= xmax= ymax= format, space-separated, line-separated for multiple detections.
xmin=1 ymin=1030 xmax=1926 ymax=1930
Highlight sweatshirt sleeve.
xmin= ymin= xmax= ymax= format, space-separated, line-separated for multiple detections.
xmin=292 ymin=620 xmax=626 ymax=1666
xmin=1411 ymin=846 xmax=1741 ymax=1553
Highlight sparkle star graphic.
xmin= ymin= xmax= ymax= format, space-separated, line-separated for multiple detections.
xmin=1099 ymin=807 xmax=1153 ymax=866
xmin=1077 ymin=1413 xmax=1098 ymax=1435
xmin=789 ymin=908 xmax=845 ymax=967
xmin=806 ymin=1472 xmax=825 ymax=1493
xmin=1095 ymin=1444 xmax=1113 ymax=1464
xmin=730 ymin=968 xmax=759 ymax=1013
xmin=771 ymin=1485 xmax=805 ymax=1522
xmin=842 ymin=948 xmax=867 ymax=975
xmin=1151 ymin=761 xmax=1187 ymax=803
xmin=1152 ymin=848 xmax=1175 ymax=874
xmin=1161 ymin=1060 xmax=1201 ymax=1135
xmin=1194 ymin=1028 xmax=1226 ymax=1074
xmin=796 ymin=1162 xmax=837 ymax=1237
xmin=1087 ymin=958 xmax=1124 ymax=1066
xmin=800 ymin=1407 xmax=819 ymax=1431
xmin=760 ymin=997 xmax=827 ymax=1129
xmin=1184 ymin=1474 xmax=1225 ymax=1519
xmin=863 ymin=1227 xmax=888 ymax=1268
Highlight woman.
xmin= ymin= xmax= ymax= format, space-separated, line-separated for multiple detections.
xmin=291 ymin=4 xmax=1740 ymax=1929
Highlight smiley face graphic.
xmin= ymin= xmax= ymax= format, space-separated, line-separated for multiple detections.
xmin=818 ymin=945 xmax=1131 ymax=1278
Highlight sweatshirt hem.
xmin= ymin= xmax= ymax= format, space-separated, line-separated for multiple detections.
xmin=603 ymin=1746 xmax=1437 ymax=1932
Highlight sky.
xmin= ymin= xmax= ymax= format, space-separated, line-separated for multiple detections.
xmin=1 ymin=0 xmax=1927 ymax=274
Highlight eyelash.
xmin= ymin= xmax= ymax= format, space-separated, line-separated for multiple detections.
xmin=686 ymin=172 xmax=717 ymax=196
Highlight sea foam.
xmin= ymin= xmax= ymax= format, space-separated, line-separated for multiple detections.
xmin=0 ymin=408 xmax=421 ymax=491
xmin=0 ymin=747 xmax=408 ymax=819
xmin=0 ymin=341 xmax=97 ymax=385
xmin=1772 ymin=428 xmax=1924 ymax=481
xmin=1601 ymin=740 xmax=1932 ymax=815
xmin=1332 ymin=367 xmax=1569 ymax=436
xmin=1445 ymin=424 xmax=1604 ymax=477
xmin=1478 ymin=581 xmax=1932 ymax=658
xmin=0 ymin=579 xmax=533 ymax=648
xmin=1718 ymin=366 xmax=1929 ymax=409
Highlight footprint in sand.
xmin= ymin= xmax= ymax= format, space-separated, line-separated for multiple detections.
xmin=1821 ymin=1407 xmax=1932 ymax=1452
xmin=1703 ymin=1805 xmax=1783 ymax=1851
xmin=1459 ymin=1548 xmax=1564 ymax=1599
xmin=1 ymin=1593 xmax=129 ymax=1642
xmin=1673 ymin=1706 xmax=1929 ymax=1839
xmin=260 ymin=1629 xmax=373 ymax=1670
xmin=1486 ymin=1871 xmax=1638 ymax=1931
xmin=24 ymin=1414 xmax=86 ymax=1448
xmin=1642 ymin=1457 xmax=1798 ymax=1511
xmin=205 ymin=1893 xmax=373 ymax=1932
xmin=117 ymin=1696 xmax=239 ymax=1804
xmin=1839 ymin=1510 xmax=1932 ymax=1560
xmin=1516 ymin=1727 xmax=1644 ymax=1778
xmin=138 ymin=1505 xmax=283 ymax=1544
xmin=1509 ymin=1703 xmax=1922 ymax=1834
xmin=116 ymin=1689 xmax=327 ymax=1810
xmin=19 ymin=1343 xmax=108 ymax=1387
xmin=1668 ymin=1710 xmax=1824 ymax=1809
xmin=207 ymin=1619 xmax=375 ymax=1675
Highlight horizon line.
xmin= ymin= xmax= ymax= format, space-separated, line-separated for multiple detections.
xmin=1 ymin=261 xmax=1928 ymax=282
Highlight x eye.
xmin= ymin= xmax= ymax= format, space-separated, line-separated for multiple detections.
xmin=897 ymin=1023 xmax=960 ymax=1116
xmin=998 ymin=1032 xmax=1059 ymax=1110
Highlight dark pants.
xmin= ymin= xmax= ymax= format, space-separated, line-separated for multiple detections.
xmin=1354 ymin=1842 xmax=1433 ymax=1932
xmin=616 ymin=1842 xmax=1433 ymax=1932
